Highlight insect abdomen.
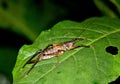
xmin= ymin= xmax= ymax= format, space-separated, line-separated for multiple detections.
xmin=42 ymin=55 xmax=54 ymax=59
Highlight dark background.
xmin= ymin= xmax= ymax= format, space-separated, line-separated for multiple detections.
xmin=0 ymin=0 xmax=119 ymax=84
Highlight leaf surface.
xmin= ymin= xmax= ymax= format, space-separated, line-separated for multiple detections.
xmin=13 ymin=17 xmax=120 ymax=84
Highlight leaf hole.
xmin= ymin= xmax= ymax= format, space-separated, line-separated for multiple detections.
xmin=105 ymin=46 xmax=118 ymax=55
xmin=109 ymin=76 xmax=120 ymax=84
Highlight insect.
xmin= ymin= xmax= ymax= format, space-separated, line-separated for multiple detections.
xmin=20 ymin=38 xmax=92 ymax=77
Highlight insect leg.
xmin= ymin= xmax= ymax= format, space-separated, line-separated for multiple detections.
xmin=72 ymin=37 xmax=87 ymax=41
xmin=23 ymin=55 xmax=44 ymax=77
xmin=43 ymin=44 xmax=53 ymax=51
xmin=70 ymin=44 xmax=92 ymax=50
xmin=20 ymin=50 xmax=42 ymax=70
xmin=65 ymin=37 xmax=87 ymax=44
xmin=24 ymin=59 xmax=39 ymax=77
xmin=74 ymin=37 xmax=87 ymax=41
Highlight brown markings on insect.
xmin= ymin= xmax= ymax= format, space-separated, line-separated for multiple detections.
xmin=20 ymin=38 xmax=92 ymax=77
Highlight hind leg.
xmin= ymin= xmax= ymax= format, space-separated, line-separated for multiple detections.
xmin=70 ymin=44 xmax=92 ymax=50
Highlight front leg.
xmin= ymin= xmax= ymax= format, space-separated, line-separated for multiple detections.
xmin=20 ymin=50 xmax=42 ymax=70
xmin=43 ymin=44 xmax=53 ymax=51
xmin=23 ymin=59 xmax=39 ymax=77
xmin=23 ymin=55 xmax=44 ymax=77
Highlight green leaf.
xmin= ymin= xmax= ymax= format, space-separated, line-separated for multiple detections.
xmin=111 ymin=0 xmax=120 ymax=14
xmin=0 ymin=0 xmax=66 ymax=41
xmin=94 ymin=0 xmax=118 ymax=18
xmin=0 ymin=0 xmax=36 ymax=41
xmin=13 ymin=17 xmax=120 ymax=84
